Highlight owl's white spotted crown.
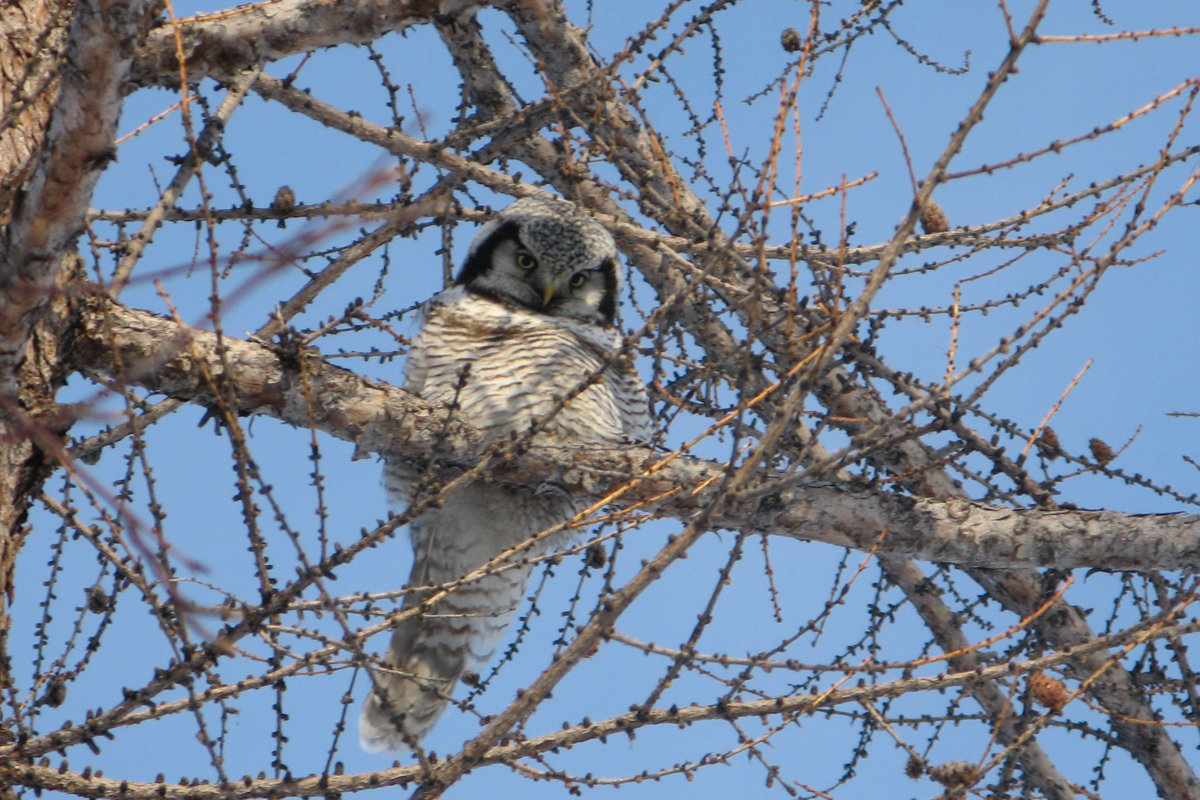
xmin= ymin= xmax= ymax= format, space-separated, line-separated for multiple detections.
xmin=464 ymin=197 xmax=618 ymax=282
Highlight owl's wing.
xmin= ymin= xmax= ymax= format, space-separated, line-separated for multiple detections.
xmin=610 ymin=353 xmax=652 ymax=444
xmin=401 ymin=287 xmax=468 ymax=395
xmin=572 ymin=323 xmax=652 ymax=445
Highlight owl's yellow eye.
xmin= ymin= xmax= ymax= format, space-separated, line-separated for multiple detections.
xmin=569 ymin=272 xmax=588 ymax=288
xmin=515 ymin=252 xmax=537 ymax=271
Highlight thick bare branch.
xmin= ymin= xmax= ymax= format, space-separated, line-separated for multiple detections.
xmin=69 ymin=293 xmax=1200 ymax=572
xmin=0 ymin=0 xmax=157 ymax=392
xmin=127 ymin=0 xmax=465 ymax=89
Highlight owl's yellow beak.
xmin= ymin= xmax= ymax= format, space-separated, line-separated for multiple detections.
xmin=542 ymin=284 xmax=556 ymax=307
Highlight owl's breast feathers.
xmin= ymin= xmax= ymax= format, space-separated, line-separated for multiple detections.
xmin=405 ymin=287 xmax=649 ymax=444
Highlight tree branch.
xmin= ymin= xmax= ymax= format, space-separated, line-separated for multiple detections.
xmin=127 ymin=0 xmax=458 ymax=90
xmin=69 ymin=292 xmax=1200 ymax=572
xmin=1 ymin=0 xmax=156 ymax=392
xmin=7 ymin=613 xmax=1198 ymax=799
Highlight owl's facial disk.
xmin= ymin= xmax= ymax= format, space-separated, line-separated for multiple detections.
xmin=457 ymin=222 xmax=618 ymax=325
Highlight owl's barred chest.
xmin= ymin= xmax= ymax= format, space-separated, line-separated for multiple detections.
xmin=405 ymin=295 xmax=642 ymax=443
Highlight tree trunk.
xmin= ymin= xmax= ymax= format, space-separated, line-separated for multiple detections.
xmin=0 ymin=0 xmax=74 ymax=696
xmin=0 ymin=0 xmax=155 ymax=708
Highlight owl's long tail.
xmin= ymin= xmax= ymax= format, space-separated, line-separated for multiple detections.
xmin=359 ymin=482 xmax=561 ymax=752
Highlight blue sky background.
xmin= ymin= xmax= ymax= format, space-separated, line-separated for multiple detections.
xmin=13 ymin=1 xmax=1200 ymax=798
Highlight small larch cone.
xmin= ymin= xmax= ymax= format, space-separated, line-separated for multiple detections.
xmin=1089 ymin=437 xmax=1115 ymax=464
xmin=1028 ymin=671 xmax=1068 ymax=713
xmin=270 ymin=185 xmax=295 ymax=213
xmin=270 ymin=185 xmax=296 ymax=229
xmin=920 ymin=199 xmax=949 ymax=234
xmin=1035 ymin=426 xmax=1062 ymax=460
xmin=928 ymin=760 xmax=977 ymax=789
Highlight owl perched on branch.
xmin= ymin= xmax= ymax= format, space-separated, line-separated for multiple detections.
xmin=360 ymin=196 xmax=651 ymax=751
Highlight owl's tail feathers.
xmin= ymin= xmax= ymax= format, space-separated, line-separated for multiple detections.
xmin=359 ymin=613 xmax=468 ymax=752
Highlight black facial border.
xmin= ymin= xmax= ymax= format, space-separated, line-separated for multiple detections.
xmin=597 ymin=257 xmax=618 ymax=325
xmin=455 ymin=220 xmax=522 ymax=285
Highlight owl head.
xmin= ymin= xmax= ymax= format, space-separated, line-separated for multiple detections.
xmin=456 ymin=197 xmax=621 ymax=325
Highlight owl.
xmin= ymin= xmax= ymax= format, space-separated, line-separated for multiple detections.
xmin=359 ymin=196 xmax=651 ymax=752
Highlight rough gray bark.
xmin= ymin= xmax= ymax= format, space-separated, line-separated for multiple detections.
xmin=127 ymin=0 xmax=460 ymax=90
xmin=0 ymin=0 xmax=157 ymax=717
xmin=69 ymin=293 xmax=1200 ymax=572
xmin=0 ymin=0 xmax=157 ymax=389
